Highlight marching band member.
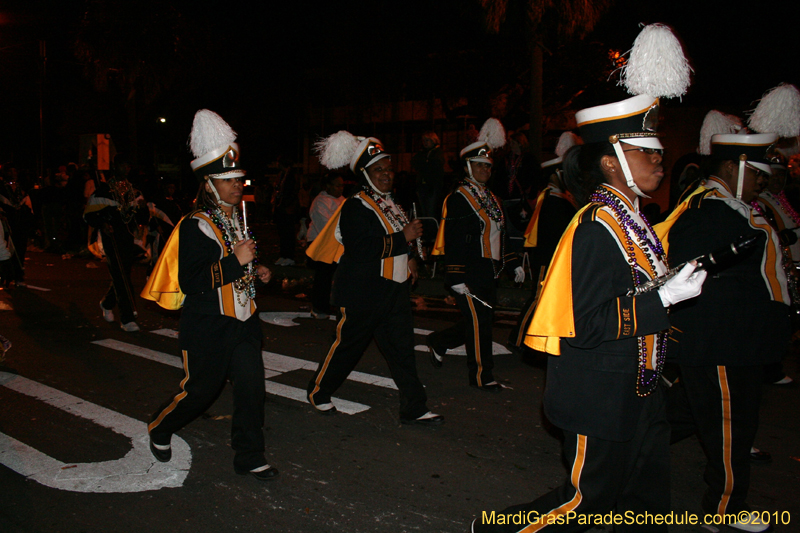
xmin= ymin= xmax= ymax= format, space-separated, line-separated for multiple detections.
xmin=471 ymin=24 xmax=706 ymax=532
xmin=508 ymin=132 xmax=580 ymax=354
xmin=143 ymin=110 xmax=277 ymax=481
xmin=306 ymin=132 xmax=443 ymax=425
xmin=428 ymin=119 xmax=523 ymax=392
xmin=656 ymin=84 xmax=798 ymax=532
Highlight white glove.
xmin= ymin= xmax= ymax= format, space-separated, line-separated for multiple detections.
xmin=658 ymin=262 xmax=707 ymax=307
xmin=451 ymin=283 xmax=468 ymax=295
xmin=514 ymin=266 xmax=525 ymax=284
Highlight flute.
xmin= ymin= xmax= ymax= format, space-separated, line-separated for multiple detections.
xmin=626 ymin=234 xmax=758 ymax=296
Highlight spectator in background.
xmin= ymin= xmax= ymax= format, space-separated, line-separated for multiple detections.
xmin=492 ymin=130 xmax=538 ymax=202
xmin=411 ymin=131 xmax=445 ymax=218
xmin=273 ymin=158 xmax=300 ymax=266
xmin=84 ymin=154 xmax=147 ymax=332
xmin=41 ymin=165 xmax=69 ymax=254
xmin=0 ymin=168 xmax=33 ymax=278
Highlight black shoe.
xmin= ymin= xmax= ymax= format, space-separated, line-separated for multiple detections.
xmin=236 ymin=464 xmax=280 ymax=481
xmin=471 ymin=381 xmax=503 ymax=393
xmin=750 ymin=447 xmax=772 ymax=464
xmin=401 ymin=411 xmax=444 ymax=426
xmin=427 ymin=340 xmax=444 ymax=369
xmin=505 ymin=342 xmax=523 ymax=357
xmin=149 ymin=436 xmax=172 ymax=462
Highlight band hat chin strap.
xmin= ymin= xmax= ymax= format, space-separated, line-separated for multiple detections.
xmin=611 ymin=139 xmax=651 ymax=199
xmin=465 ymin=159 xmax=493 ymax=181
xmin=205 ymin=177 xmax=236 ymax=207
xmin=737 ymin=158 xmax=746 ymax=201
xmin=362 ymin=168 xmax=388 ymax=197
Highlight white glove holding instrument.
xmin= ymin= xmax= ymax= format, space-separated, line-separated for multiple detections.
xmin=451 ymin=283 xmax=468 ymax=295
xmin=657 ymin=262 xmax=707 ymax=307
xmin=514 ymin=266 xmax=525 ymax=284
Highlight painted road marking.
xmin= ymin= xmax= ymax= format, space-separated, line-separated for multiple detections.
xmin=0 ymin=371 xmax=190 ymax=493
xmin=258 ymin=311 xmax=335 ymax=327
xmin=92 ymin=339 xmax=373 ymax=414
xmin=414 ymin=342 xmax=511 ymax=356
xmin=256 ymin=316 xmax=510 ymax=355
xmin=148 ymin=330 xmax=397 ymax=390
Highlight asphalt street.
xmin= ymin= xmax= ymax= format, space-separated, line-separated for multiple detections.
xmin=1 ymin=238 xmax=798 ymax=533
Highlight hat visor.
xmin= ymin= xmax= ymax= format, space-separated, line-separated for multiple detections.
xmin=364 ymin=153 xmax=391 ymax=168
xmin=468 ymin=157 xmax=493 ymax=165
xmin=209 ymin=170 xmax=247 ymax=180
xmin=541 ymin=156 xmax=562 ymax=169
xmin=748 ymin=161 xmax=772 ymax=175
xmin=621 ymin=137 xmax=663 ymax=150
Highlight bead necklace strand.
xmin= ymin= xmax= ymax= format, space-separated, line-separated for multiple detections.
xmin=775 ymin=191 xmax=800 ymax=225
xmin=461 ymin=179 xmax=505 ymax=229
xmin=361 ymin=186 xmax=416 ymax=251
xmin=206 ymin=206 xmax=258 ymax=305
xmin=590 ymin=185 xmax=667 ymax=396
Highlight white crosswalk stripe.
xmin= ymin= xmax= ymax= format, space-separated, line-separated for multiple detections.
xmin=149 ymin=330 xmax=398 ymax=389
xmin=92 ymin=332 xmax=406 ymax=414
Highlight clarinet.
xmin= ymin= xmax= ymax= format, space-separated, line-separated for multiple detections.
xmin=626 ymin=235 xmax=758 ymax=297
xmin=411 ymin=202 xmax=425 ymax=261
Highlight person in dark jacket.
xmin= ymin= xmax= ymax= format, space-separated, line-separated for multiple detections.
xmin=144 ymin=110 xmax=277 ymax=481
xmin=428 ymin=119 xmax=524 ymax=392
xmin=471 ymin=93 xmax=705 ymax=533
xmin=306 ymin=132 xmax=442 ymax=425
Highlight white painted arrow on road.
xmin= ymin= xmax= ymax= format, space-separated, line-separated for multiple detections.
xmin=0 ymin=372 xmax=191 ymax=493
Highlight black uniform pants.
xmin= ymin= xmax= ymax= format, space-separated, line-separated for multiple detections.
xmin=308 ymin=258 xmax=337 ymax=314
xmin=100 ymin=229 xmax=137 ymax=324
xmin=428 ymin=286 xmax=495 ymax=386
xmin=307 ymin=284 xmax=428 ymax=420
xmin=474 ymin=388 xmax=670 ymax=533
xmin=149 ymin=312 xmax=267 ymax=471
xmin=669 ymin=364 xmax=763 ymax=516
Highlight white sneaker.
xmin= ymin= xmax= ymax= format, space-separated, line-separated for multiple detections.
xmin=121 ymin=322 xmax=141 ymax=332
xmin=282 ymin=258 xmax=296 ymax=266
xmin=728 ymin=511 xmax=772 ymax=532
xmin=100 ymin=303 xmax=115 ymax=323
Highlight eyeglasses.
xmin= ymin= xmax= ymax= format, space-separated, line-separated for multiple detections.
xmin=622 ymin=147 xmax=664 ymax=156
xmin=745 ymin=164 xmax=770 ymax=181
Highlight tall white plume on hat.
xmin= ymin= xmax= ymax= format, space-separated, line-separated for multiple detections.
xmin=619 ymin=23 xmax=692 ymax=100
xmin=748 ymin=83 xmax=800 ymax=138
xmin=189 ymin=109 xmax=240 ymax=207
xmin=698 ymin=111 xmax=743 ymax=156
xmin=555 ymin=132 xmax=581 ymax=158
xmin=190 ymin=109 xmax=237 ymax=159
xmin=479 ymin=118 xmax=507 ymax=150
xmin=315 ymin=131 xmax=360 ymax=170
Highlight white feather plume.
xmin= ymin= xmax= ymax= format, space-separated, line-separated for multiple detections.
xmin=189 ymin=109 xmax=237 ymax=158
xmin=748 ymin=83 xmax=800 ymax=138
xmin=315 ymin=131 xmax=359 ymax=169
xmin=479 ymin=118 xmax=506 ymax=149
xmin=620 ymin=23 xmax=691 ymax=99
xmin=698 ymin=110 xmax=743 ymax=155
xmin=555 ymin=132 xmax=581 ymax=158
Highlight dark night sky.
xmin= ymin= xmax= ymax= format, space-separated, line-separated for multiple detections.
xmin=1 ymin=0 xmax=799 ymax=174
